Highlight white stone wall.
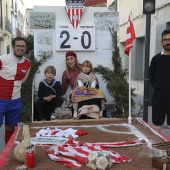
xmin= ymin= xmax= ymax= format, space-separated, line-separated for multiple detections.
xmin=31 ymin=2 xmax=170 ymax=104
xmin=31 ymin=6 xmax=116 ymax=103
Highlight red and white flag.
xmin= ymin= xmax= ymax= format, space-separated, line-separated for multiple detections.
xmin=66 ymin=6 xmax=85 ymax=29
xmin=124 ymin=11 xmax=136 ymax=56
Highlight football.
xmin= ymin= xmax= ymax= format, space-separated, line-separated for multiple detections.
xmin=86 ymin=150 xmax=113 ymax=170
xmin=14 ymin=141 xmax=27 ymax=163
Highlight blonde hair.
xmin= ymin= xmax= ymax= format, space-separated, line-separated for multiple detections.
xmin=44 ymin=66 xmax=56 ymax=76
xmin=66 ymin=57 xmax=81 ymax=79
xmin=81 ymin=60 xmax=94 ymax=73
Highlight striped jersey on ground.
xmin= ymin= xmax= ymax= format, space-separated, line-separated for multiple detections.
xmin=47 ymin=140 xmax=141 ymax=168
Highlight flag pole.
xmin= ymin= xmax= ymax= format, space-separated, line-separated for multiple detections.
xmin=124 ymin=11 xmax=136 ymax=124
xmin=128 ymin=54 xmax=132 ymax=124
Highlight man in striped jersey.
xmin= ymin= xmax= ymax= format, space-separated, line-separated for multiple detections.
xmin=0 ymin=37 xmax=31 ymax=144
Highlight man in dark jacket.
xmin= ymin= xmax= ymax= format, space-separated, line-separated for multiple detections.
xmin=150 ymin=29 xmax=170 ymax=131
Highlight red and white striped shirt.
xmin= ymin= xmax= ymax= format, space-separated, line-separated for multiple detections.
xmin=0 ymin=54 xmax=31 ymax=100
xmin=47 ymin=140 xmax=140 ymax=168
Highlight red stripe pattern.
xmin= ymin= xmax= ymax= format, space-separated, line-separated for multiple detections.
xmin=124 ymin=12 xmax=136 ymax=56
xmin=66 ymin=6 xmax=85 ymax=29
xmin=0 ymin=54 xmax=31 ymax=100
xmin=47 ymin=140 xmax=141 ymax=168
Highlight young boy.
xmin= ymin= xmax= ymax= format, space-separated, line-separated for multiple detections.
xmin=34 ymin=66 xmax=63 ymax=121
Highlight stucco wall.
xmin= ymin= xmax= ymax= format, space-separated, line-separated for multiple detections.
xmin=31 ymin=6 xmax=116 ymax=103
xmin=117 ymin=0 xmax=170 ymax=96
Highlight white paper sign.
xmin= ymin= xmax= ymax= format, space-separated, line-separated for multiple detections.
xmin=56 ymin=24 xmax=95 ymax=51
xmin=31 ymin=137 xmax=68 ymax=145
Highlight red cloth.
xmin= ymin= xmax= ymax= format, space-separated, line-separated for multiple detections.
xmin=75 ymin=129 xmax=87 ymax=136
xmin=47 ymin=140 xmax=140 ymax=169
xmin=5 ymin=129 xmax=14 ymax=144
xmin=124 ymin=12 xmax=136 ymax=56
xmin=66 ymin=51 xmax=77 ymax=58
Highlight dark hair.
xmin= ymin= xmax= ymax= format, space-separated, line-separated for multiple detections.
xmin=44 ymin=66 xmax=56 ymax=76
xmin=162 ymin=29 xmax=170 ymax=39
xmin=12 ymin=37 xmax=27 ymax=47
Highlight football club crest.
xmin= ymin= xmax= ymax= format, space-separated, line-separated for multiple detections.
xmin=66 ymin=6 xmax=85 ymax=29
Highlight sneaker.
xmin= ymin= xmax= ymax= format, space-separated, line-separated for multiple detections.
xmin=51 ymin=113 xmax=56 ymax=120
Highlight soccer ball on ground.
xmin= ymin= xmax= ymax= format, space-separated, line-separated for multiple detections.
xmin=14 ymin=141 xmax=27 ymax=163
xmin=86 ymin=150 xmax=113 ymax=170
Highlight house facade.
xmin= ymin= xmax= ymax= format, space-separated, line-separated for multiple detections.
xmin=0 ymin=0 xmax=11 ymax=55
xmin=107 ymin=0 xmax=170 ymax=97
xmin=0 ymin=0 xmax=28 ymax=55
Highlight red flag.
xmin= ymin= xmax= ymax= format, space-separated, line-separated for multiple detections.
xmin=124 ymin=12 xmax=136 ymax=56
xmin=66 ymin=6 xmax=85 ymax=29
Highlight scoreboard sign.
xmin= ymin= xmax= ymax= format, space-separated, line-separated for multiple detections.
xmin=56 ymin=24 xmax=95 ymax=51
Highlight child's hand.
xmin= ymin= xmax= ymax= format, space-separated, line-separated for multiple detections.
xmin=44 ymin=95 xmax=56 ymax=101
xmin=82 ymin=89 xmax=88 ymax=94
xmin=50 ymin=95 xmax=56 ymax=99
xmin=44 ymin=96 xmax=51 ymax=101
xmin=79 ymin=86 xmax=87 ymax=94
xmin=89 ymin=87 xmax=97 ymax=95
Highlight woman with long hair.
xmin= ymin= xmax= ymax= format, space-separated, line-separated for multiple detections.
xmin=61 ymin=51 xmax=81 ymax=95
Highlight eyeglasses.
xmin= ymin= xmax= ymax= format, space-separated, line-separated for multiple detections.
xmin=162 ymin=39 xmax=170 ymax=43
xmin=15 ymin=45 xmax=26 ymax=49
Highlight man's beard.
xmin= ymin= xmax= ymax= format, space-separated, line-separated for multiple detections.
xmin=163 ymin=44 xmax=170 ymax=51
xmin=14 ymin=51 xmax=25 ymax=58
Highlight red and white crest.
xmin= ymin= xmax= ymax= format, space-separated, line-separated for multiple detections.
xmin=66 ymin=6 xmax=85 ymax=29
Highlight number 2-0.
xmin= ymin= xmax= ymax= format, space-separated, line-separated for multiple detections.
xmin=59 ymin=30 xmax=92 ymax=49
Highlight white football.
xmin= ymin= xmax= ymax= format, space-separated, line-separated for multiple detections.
xmin=86 ymin=150 xmax=113 ymax=170
xmin=14 ymin=141 xmax=27 ymax=163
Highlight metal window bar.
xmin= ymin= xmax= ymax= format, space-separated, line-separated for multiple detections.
xmin=0 ymin=15 xmax=12 ymax=33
